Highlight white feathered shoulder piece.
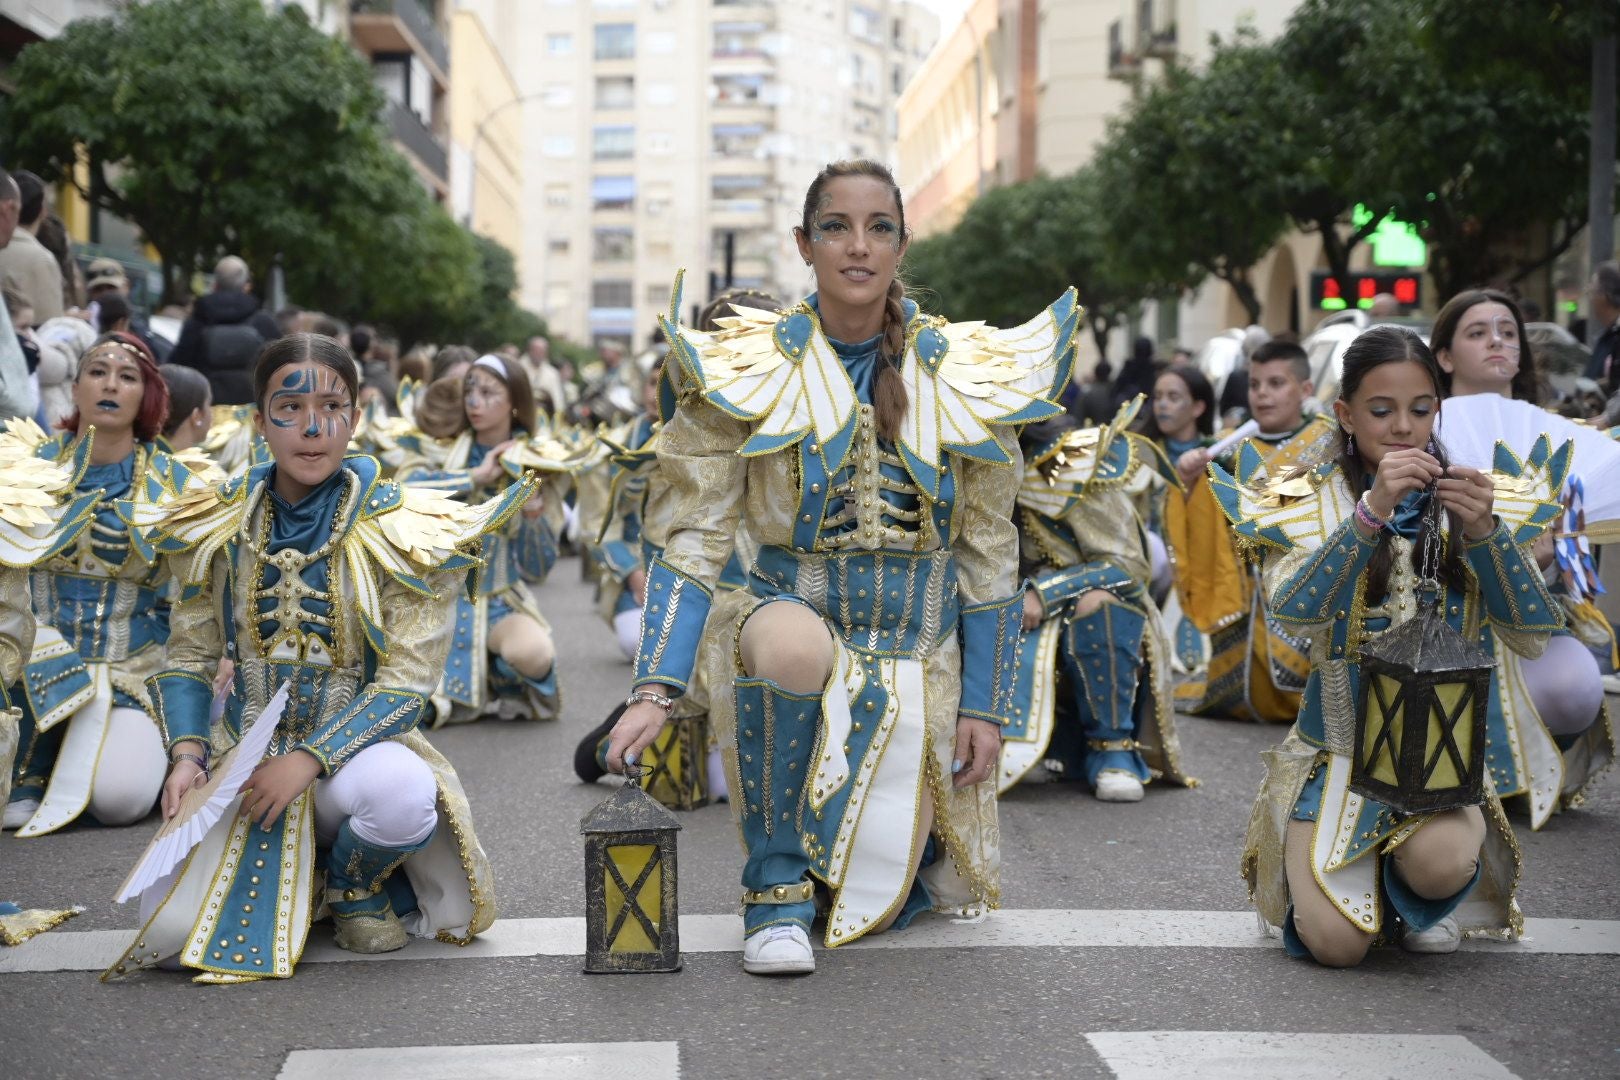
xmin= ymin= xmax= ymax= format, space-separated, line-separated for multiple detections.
xmin=659 ymin=268 xmax=1081 ymax=499
xmin=0 ymin=419 xmax=99 ymax=568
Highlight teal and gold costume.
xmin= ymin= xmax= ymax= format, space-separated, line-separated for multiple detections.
xmin=400 ymin=430 xmax=578 ymax=723
xmin=105 ymin=453 xmax=530 ymax=982
xmin=0 ymin=423 xmax=100 ymax=943
xmin=1131 ymin=431 xmax=1217 ymax=675
xmin=1214 ymin=441 xmax=1566 ymax=952
xmin=8 ymin=425 xmax=198 ymax=837
xmin=1002 ymin=406 xmax=1195 ymax=793
xmin=644 ymin=271 xmax=1077 ymax=944
xmin=1176 ymin=413 xmax=1339 ymax=722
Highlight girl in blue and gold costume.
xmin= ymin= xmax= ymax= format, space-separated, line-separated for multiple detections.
xmin=1002 ymin=405 xmax=1196 ymax=801
xmin=5 ymin=332 xmax=180 ymax=837
xmin=0 ymin=421 xmax=102 ymax=944
xmin=1215 ymin=327 xmax=1560 ymax=967
xmin=606 ymin=160 xmax=1077 ymax=975
xmin=107 ymin=335 xmax=526 ymax=981
xmin=399 ymin=354 xmax=566 ymax=724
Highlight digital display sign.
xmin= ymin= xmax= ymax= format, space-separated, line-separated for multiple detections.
xmin=1310 ymin=271 xmax=1422 ymax=312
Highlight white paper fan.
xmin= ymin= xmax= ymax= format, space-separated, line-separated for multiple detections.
xmin=114 ymin=682 xmax=290 ymax=905
xmin=1440 ymin=394 xmax=1620 ymax=542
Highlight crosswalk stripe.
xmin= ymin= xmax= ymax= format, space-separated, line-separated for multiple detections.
xmin=4 ymin=908 xmax=1617 ymax=975
xmin=1084 ymin=1031 xmax=1519 ymax=1079
xmin=277 ymin=1041 xmax=680 ymax=1080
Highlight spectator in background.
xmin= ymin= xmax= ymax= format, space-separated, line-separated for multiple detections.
xmin=1112 ymin=336 xmax=1158 ymax=409
xmin=1583 ymin=261 xmax=1620 ymax=392
xmin=1368 ymin=292 xmax=1400 ymax=317
xmin=432 ymin=344 xmax=477 ymax=383
xmin=397 ymin=346 xmax=431 ymax=386
xmin=0 ymin=170 xmax=63 ymax=324
xmin=522 ymin=335 xmax=570 ymax=419
xmin=32 ymin=311 xmax=96 ymax=429
xmin=169 ymin=255 xmax=281 ymax=404
xmin=1073 ymin=358 xmax=1115 ymax=425
xmin=34 ymin=213 xmax=81 ymax=312
xmin=158 ymin=363 xmax=213 ymax=453
xmin=1217 ymin=324 xmax=1273 ymax=425
xmin=83 ymin=257 xmax=173 ymax=362
xmin=96 ymin=293 xmax=133 ymax=336
xmin=1171 ymin=346 xmax=1194 ymax=365
xmin=275 ymin=305 xmax=304 ymax=336
xmin=0 ymin=169 xmax=37 ymax=422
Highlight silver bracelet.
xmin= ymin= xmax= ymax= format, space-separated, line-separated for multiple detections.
xmin=625 ymin=689 xmax=675 ymax=714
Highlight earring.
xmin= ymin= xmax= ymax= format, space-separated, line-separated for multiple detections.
xmin=1426 ymin=437 xmax=1437 ymax=454
xmin=1345 ymin=433 xmax=1356 ymax=458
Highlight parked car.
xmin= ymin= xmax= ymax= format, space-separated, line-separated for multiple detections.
xmin=1302 ymin=311 xmax=1433 ymax=403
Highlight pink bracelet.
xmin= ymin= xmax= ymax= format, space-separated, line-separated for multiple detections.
xmin=1354 ymin=494 xmax=1388 ymax=533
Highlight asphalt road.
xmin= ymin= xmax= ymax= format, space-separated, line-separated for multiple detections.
xmin=2 ymin=557 xmax=1616 ymax=1079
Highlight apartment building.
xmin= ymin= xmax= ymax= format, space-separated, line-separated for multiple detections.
xmin=351 ymin=0 xmax=454 ymax=202
xmin=484 ymin=0 xmax=936 ymax=348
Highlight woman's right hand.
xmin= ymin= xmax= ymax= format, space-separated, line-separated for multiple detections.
xmin=1365 ymin=447 xmax=1443 ymax=522
xmin=161 ymin=748 xmax=208 ymax=821
xmin=471 ymin=440 xmax=516 ymax=487
xmin=606 ymin=698 xmax=672 ymax=773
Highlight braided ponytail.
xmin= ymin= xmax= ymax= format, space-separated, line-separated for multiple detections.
xmin=874 ymin=277 xmax=908 ymax=443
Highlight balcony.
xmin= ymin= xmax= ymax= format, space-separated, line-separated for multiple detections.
xmin=351 ymin=0 xmax=449 ymax=84
xmin=387 ymin=101 xmax=448 ymax=188
xmin=1107 ymin=20 xmax=1140 ymax=80
xmin=1137 ymin=0 xmax=1177 ymax=60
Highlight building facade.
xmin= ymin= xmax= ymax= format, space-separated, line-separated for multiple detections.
xmin=350 ymin=0 xmax=453 ymax=202
xmin=446 ymin=7 xmax=525 ymax=286
xmin=487 ymin=0 xmax=936 ymax=348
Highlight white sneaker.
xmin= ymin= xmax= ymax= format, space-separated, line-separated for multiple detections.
xmin=1094 ymin=770 xmax=1145 ymax=803
xmin=741 ymin=924 xmax=815 ymax=975
xmin=2 ymin=799 xmax=39 ymax=830
xmin=1402 ymin=915 xmax=1461 ymax=954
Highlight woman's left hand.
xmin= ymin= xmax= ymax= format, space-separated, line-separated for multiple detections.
xmin=1436 ymin=465 xmax=1496 ymax=540
xmin=952 ymin=716 xmax=1002 ymax=789
xmin=239 ymin=750 xmax=323 ymax=830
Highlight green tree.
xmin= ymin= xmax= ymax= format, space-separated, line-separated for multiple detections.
xmin=2 ymin=0 xmax=400 ymax=304
xmin=1284 ymin=0 xmax=1609 ymax=297
xmin=1091 ymin=62 xmax=1290 ymax=324
xmin=903 ymin=171 xmax=1153 ymax=359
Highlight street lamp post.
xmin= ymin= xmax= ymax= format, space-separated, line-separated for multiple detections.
xmin=464 ymin=90 xmax=547 ymax=230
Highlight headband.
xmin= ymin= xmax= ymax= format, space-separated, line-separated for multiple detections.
xmin=473 ymin=355 xmax=508 ymax=377
xmin=79 ymin=338 xmax=148 ymax=371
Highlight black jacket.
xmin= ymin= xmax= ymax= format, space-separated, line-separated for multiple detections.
xmin=1586 ymin=321 xmax=1620 ymax=392
xmin=169 ymin=290 xmax=281 ymax=404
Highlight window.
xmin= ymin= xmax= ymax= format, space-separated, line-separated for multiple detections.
xmin=591 ymin=175 xmax=636 ymax=212
xmin=644 ymin=131 xmax=674 ymax=156
xmin=593 ymin=124 xmax=634 ymax=160
xmin=645 ymin=283 xmax=669 ymax=305
xmin=541 ymin=134 xmax=576 ymax=158
xmin=594 ymin=23 xmax=635 ymax=60
xmin=593 ymin=226 xmax=634 ymax=261
xmin=548 ymin=236 xmax=570 ymax=255
xmin=644 ymin=80 xmax=676 ymax=107
xmin=644 ymin=238 xmax=672 ymax=262
xmin=592 ymin=280 xmax=634 ymax=308
xmin=849 ymin=5 xmax=881 ymax=43
xmin=644 ymin=185 xmax=672 ymax=217
xmin=713 ymin=21 xmax=765 ymax=58
xmin=546 ymin=33 xmax=573 ymax=56
xmin=711 ymin=173 xmax=768 ymax=212
xmin=542 ymin=82 xmax=574 ymax=107
xmin=545 ymin=184 xmax=571 ymax=208
xmin=712 ymin=122 xmax=764 ymax=157
xmin=595 ymin=76 xmax=635 ymax=109
xmin=713 ymin=73 xmax=766 ymax=105
xmin=645 ymin=30 xmax=677 ymax=55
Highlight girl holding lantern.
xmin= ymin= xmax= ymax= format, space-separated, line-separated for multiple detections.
xmin=112 ymin=334 xmax=521 ymax=981
xmin=1213 ymin=326 xmax=1561 ymax=967
xmin=604 ymin=159 xmax=1077 ymax=975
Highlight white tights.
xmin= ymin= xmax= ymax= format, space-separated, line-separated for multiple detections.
xmin=88 ymin=707 xmax=166 ymax=826
xmin=313 ymin=740 xmax=438 ymax=848
xmin=1521 ymin=635 xmax=1604 ymax=740
xmin=613 ymin=609 xmax=642 ymax=663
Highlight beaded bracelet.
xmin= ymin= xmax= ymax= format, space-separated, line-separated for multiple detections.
xmin=1354 ymin=493 xmax=1389 ymax=534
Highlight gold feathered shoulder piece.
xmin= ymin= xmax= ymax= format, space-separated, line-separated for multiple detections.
xmin=0 ymin=419 xmax=98 ymax=568
xmin=1017 ymin=397 xmax=1146 ymax=519
xmin=120 ymin=445 xmax=240 ymax=583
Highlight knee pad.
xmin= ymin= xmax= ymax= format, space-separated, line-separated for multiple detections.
xmin=614 ymin=609 xmax=642 ymax=662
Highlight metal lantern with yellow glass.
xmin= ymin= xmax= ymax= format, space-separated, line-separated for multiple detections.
xmin=1351 ymin=491 xmax=1494 ymax=815
xmin=638 ymin=713 xmax=710 ymax=810
xmin=581 ymin=766 xmax=683 ymax=973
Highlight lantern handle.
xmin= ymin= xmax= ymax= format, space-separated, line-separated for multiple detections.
xmin=1418 ymin=479 xmax=1445 ymax=598
xmin=623 ymin=762 xmax=650 ymax=783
